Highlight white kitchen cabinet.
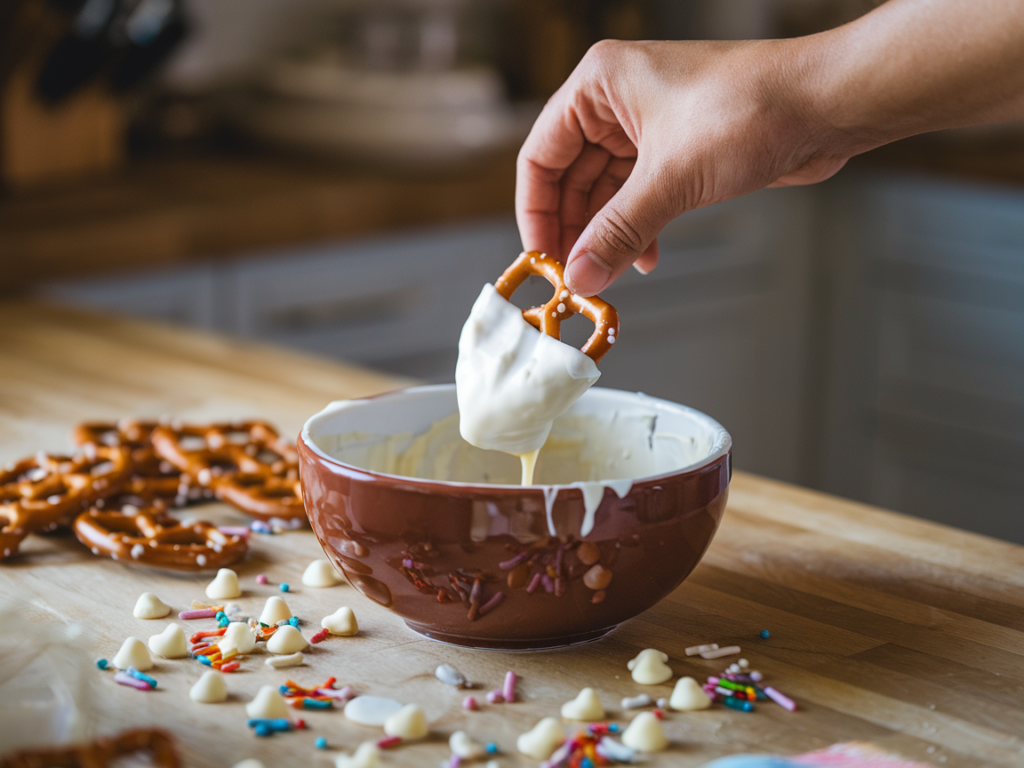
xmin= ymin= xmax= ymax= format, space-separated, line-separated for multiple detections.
xmin=817 ymin=172 xmax=1024 ymax=543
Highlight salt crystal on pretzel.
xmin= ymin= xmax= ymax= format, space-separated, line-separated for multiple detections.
xmin=455 ymin=252 xmax=619 ymax=482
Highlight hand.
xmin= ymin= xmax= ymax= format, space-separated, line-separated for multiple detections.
xmin=515 ymin=38 xmax=847 ymax=296
xmin=516 ymin=0 xmax=1024 ymax=296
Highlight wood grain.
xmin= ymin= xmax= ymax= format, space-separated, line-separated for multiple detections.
xmin=0 ymin=301 xmax=1021 ymax=767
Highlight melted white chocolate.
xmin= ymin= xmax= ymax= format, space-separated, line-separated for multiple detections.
xmin=455 ymin=284 xmax=600 ymax=459
xmin=320 ymin=402 xmax=710 ymax=539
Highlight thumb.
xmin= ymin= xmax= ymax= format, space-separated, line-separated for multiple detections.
xmin=564 ymin=173 xmax=677 ymax=296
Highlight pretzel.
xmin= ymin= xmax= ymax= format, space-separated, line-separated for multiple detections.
xmin=74 ymin=504 xmax=247 ymax=570
xmin=151 ymin=421 xmax=305 ymax=522
xmin=0 ymin=728 xmax=180 ymax=768
xmin=0 ymin=446 xmax=131 ymax=560
xmin=496 ymin=250 xmax=620 ymax=362
xmin=73 ymin=420 xmax=194 ymax=508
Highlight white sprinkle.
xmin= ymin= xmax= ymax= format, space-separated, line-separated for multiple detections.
xmin=131 ymin=544 xmax=144 ymax=559
xmin=47 ymin=495 xmax=61 ymax=504
xmin=530 ymin=257 xmax=536 ymax=263
xmin=91 ymin=547 xmax=100 ymax=555
xmin=552 ymin=311 xmax=558 ymax=318
xmin=559 ymin=290 xmax=568 ymax=300
xmin=197 ymin=468 xmax=212 ymax=486
xmin=122 ymin=504 xmax=139 ymax=515
xmin=557 ymin=303 xmax=566 ymax=313
xmin=111 ymin=553 xmax=118 ymax=560
xmin=196 ymin=554 xmax=207 ymax=567
xmin=621 ymin=694 xmax=653 ymax=710
xmin=607 ymin=336 xmax=616 ymax=344
xmin=700 ymin=645 xmax=740 ymax=659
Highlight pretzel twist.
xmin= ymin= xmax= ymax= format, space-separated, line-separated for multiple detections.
xmin=74 ymin=420 xmax=194 ymax=507
xmin=0 ymin=728 xmax=181 ymax=768
xmin=151 ymin=421 xmax=305 ymax=522
xmin=495 ymin=251 xmax=619 ymax=362
xmin=0 ymin=446 xmax=131 ymax=560
xmin=74 ymin=505 xmax=247 ymax=570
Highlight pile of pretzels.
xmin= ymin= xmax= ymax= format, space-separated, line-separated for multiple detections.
xmin=0 ymin=418 xmax=305 ymax=571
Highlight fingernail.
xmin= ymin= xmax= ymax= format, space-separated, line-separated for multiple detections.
xmin=633 ymin=261 xmax=650 ymax=275
xmin=565 ymin=252 xmax=612 ymax=297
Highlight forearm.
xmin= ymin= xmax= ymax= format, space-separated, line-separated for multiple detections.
xmin=792 ymin=0 xmax=1024 ymax=156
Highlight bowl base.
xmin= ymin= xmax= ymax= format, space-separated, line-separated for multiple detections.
xmin=403 ymin=621 xmax=619 ymax=651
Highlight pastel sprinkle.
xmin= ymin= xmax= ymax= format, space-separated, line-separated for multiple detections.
xmin=315 ymin=737 xmax=327 ymax=750
xmin=486 ymin=743 xmax=498 ymax=754
xmin=463 ymin=696 xmax=478 ymax=711
xmin=764 ymin=686 xmax=798 ymax=712
xmin=502 ymin=670 xmax=517 ymax=702
xmin=256 ymin=574 xmax=268 ymax=584
xmin=179 ymin=609 xmax=217 ymax=620
xmin=486 ymin=690 xmax=504 ymax=704
xmin=113 ymin=671 xmax=151 ymax=691
xmin=280 ymin=583 xmax=290 ymax=593
xmin=126 ymin=667 xmax=157 ymax=688
xmin=95 ymin=658 xmax=108 ymax=670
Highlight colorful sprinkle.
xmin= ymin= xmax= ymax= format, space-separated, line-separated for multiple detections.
xmin=759 ymin=629 xmax=770 ymax=639
xmin=315 ymin=737 xmax=328 ymax=750
xmin=310 ymin=628 xmax=330 ymax=644
xmin=126 ymin=667 xmax=157 ymax=688
xmin=256 ymin=574 xmax=268 ymax=584
xmin=113 ymin=671 xmax=151 ymax=691
xmin=502 ymin=670 xmax=517 ymax=702
xmin=179 ymin=608 xmax=217 ymax=620
xmin=377 ymin=736 xmax=402 ymax=749
xmin=280 ymin=583 xmax=290 ymax=593
xmin=486 ymin=743 xmax=498 ymax=754
xmin=764 ymin=686 xmax=798 ymax=712
xmin=463 ymin=696 xmax=478 ymax=711
xmin=486 ymin=690 xmax=504 ymax=704
xmin=95 ymin=658 xmax=108 ymax=670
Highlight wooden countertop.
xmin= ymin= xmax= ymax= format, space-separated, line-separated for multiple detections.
xmin=1 ymin=301 xmax=1022 ymax=767
xmin=0 ymin=150 xmax=515 ymax=291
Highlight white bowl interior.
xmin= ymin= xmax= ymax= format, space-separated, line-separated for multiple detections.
xmin=303 ymin=385 xmax=731 ymax=488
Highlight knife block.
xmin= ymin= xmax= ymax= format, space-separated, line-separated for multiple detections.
xmin=0 ymin=1 xmax=124 ymax=189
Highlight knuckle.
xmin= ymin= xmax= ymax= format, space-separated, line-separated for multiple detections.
xmin=596 ymin=207 xmax=645 ymax=257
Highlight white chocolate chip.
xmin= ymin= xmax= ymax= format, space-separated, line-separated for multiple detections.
xmin=133 ymin=592 xmax=170 ymax=620
xmin=190 ymin=670 xmax=228 ymax=703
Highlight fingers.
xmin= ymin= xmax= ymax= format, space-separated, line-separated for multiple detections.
xmin=558 ymin=143 xmax=613 ymax=262
xmin=564 ymin=166 xmax=678 ymax=296
xmin=515 ymin=92 xmax=588 ymax=258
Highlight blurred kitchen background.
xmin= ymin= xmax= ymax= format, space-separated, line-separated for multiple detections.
xmin=2 ymin=0 xmax=1022 ymax=543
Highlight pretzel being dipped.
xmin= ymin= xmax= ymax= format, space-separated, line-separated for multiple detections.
xmin=0 ymin=446 xmax=131 ymax=560
xmin=0 ymin=728 xmax=181 ymax=768
xmin=151 ymin=421 xmax=305 ymax=523
xmin=496 ymin=251 xmax=620 ymax=363
xmin=74 ymin=504 xmax=248 ymax=570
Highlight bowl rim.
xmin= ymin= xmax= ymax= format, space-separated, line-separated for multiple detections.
xmin=299 ymin=384 xmax=732 ymax=492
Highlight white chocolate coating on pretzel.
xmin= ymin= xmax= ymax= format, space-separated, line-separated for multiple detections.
xmin=456 ymin=284 xmax=600 ymax=459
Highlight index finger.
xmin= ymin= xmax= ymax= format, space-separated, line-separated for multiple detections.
xmin=515 ymin=94 xmax=587 ymax=260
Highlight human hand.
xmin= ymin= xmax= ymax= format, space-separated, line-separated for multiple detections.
xmin=515 ymin=38 xmax=848 ymax=297
xmin=516 ymin=0 xmax=1024 ymax=297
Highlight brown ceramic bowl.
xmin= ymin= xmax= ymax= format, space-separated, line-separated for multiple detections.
xmin=298 ymin=385 xmax=731 ymax=650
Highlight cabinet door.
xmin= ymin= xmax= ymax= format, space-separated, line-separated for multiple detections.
xmin=819 ymin=173 xmax=1024 ymax=543
xmin=39 ymin=267 xmax=220 ymax=328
